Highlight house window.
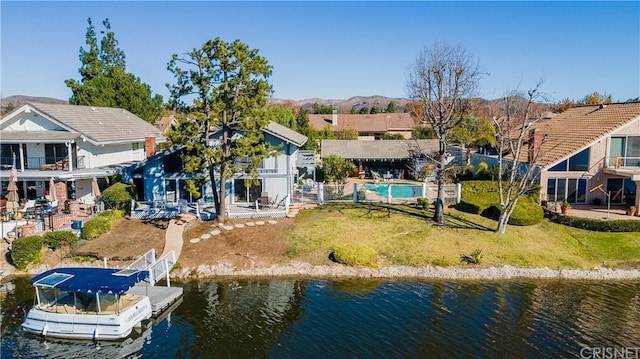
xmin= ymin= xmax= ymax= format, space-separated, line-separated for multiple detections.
xmin=132 ymin=142 xmax=140 ymax=151
xmin=606 ymin=178 xmax=637 ymax=204
xmin=548 ymin=148 xmax=590 ymax=172
xmin=609 ymin=136 xmax=640 ymax=167
xmin=547 ymin=178 xmax=586 ymax=203
xmin=44 ymin=144 xmax=68 ymax=164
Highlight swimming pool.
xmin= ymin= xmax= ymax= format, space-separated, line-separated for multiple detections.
xmin=363 ymin=183 xmax=423 ymax=198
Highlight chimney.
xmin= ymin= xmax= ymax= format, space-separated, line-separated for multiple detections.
xmin=145 ymin=136 xmax=156 ymax=158
xmin=332 ymin=110 xmax=338 ymax=126
xmin=528 ymin=128 xmax=544 ymax=163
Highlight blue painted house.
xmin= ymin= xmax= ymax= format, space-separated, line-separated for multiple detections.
xmin=122 ymin=122 xmax=308 ymax=215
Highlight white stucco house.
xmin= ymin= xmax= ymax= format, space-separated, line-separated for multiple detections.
xmin=0 ymin=102 xmax=163 ymax=205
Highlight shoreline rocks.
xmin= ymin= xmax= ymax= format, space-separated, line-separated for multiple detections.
xmin=169 ymin=263 xmax=640 ymax=281
xmin=3 ymin=259 xmax=640 ymax=282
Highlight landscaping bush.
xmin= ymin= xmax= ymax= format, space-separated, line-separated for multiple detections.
xmin=82 ymin=216 xmax=114 ymax=240
xmin=550 ymin=214 xmax=640 ymax=232
xmin=332 ymin=243 xmax=379 ymax=268
xmin=98 ymin=209 xmax=124 ymax=221
xmin=457 ymin=180 xmax=543 ymax=226
xmin=11 ymin=235 xmax=44 ymax=270
xmin=102 ymin=182 xmax=136 ymax=212
xmin=43 ymin=231 xmax=79 ymax=250
xmin=416 ymin=197 xmax=429 ymax=210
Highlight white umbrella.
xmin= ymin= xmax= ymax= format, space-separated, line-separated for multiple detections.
xmin=49 ymin=177 xmax=57 ymax=202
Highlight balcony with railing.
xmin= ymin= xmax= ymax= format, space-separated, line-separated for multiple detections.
xmin=610 ymin=157 xmax=640 ymax=169
xmin=0 ymin=155 xmax=86 ymax=171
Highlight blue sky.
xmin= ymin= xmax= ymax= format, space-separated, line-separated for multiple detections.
xmin=1 ymin=1 xmax=639 ymax=103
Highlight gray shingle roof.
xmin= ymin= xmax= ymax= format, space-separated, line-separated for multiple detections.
xmin=321 ymin=140 xmax=439 ymax=160
xmin=28 ymin=102 xmax=163 ymax=144
xmin=264 ymin=121 xmax=308 ymax=147
xmin=0 ymin=130 xmax=79 ymax=142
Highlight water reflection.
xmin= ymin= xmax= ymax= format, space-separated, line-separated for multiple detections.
xmin=2 ymin=277 xmax=640 ymax=358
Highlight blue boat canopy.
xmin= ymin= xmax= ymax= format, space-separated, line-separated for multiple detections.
xmin=30 ymin=268 xmax=149 ymax=294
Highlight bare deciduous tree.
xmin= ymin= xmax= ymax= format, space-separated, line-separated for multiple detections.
xmin=406 ymin=41 xmax=482 ymax=224
xmin=492 ymin=83 xmax=548 ymax=233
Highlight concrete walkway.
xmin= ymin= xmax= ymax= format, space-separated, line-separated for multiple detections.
xmin=162 ymin=213 xmax=196 ymax=260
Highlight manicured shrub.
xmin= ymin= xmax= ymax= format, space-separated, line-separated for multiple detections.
xmin=11 ymin=235 xmax=44 ymax=270
xmin=98 ymin=209 xmax=124 ymax=221
xmin=42 ymin=231 xmax=79 ymax=250
xmin=82 ymin=216 xmax=113 ymax=240
xmin=332 ymin=243 xmax=379 ymax=268
xmin=457 ymin=180 xmax=543 ymax=226
xmin=102 ymin=183 xmax=136 ymax=212
xmin=550 ymin=213 xmax=640 ymax=232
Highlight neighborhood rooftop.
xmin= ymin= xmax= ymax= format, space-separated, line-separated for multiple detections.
xmin=532 ymin=102 xmax=640 ymax=168
xmin=308 ymin=113 xmax=415 ymax=132
xmin=4 ymin=102 xmax=164 ymax=145
xmin=321 ymin=139 xmax=438 ymax=161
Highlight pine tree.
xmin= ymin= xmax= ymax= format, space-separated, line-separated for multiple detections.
xmin=65 ymin=18 xmax=163 ymax=124
xmin=167 ymin=38 xmax=278 ymax=221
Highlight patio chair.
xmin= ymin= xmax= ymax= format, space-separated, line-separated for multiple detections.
xmin=19 ymin=200 xmax=36 ymax=217
xmin=371 ymin=170 xmax=382 ymax=182
xmin=275 ymin=194 xmax=288 ymax=208
xmin=257 ymin=194 xmax=278 ymax=209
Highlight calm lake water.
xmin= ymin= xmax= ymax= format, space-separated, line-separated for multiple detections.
xmin=2 ymin=277 xmax=639 ymax=358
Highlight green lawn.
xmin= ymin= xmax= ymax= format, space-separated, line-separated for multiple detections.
xmin=286 ymin=203 xmax=640 ymax=269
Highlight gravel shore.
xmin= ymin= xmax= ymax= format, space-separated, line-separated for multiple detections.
xmin=170 ymin=262 xmax=640 ymax=281
xmin=3 ymin=254 xmax=640 ymax=282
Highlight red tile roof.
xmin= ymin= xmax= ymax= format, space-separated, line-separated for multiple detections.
xmin=307 ymin=113 xmax=415 ymax=132
xmin=531 ymin=103 xmax=640 ymax=167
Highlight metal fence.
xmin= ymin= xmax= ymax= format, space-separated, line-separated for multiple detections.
xmin=305 ymin=182 xmax=461 ymax=205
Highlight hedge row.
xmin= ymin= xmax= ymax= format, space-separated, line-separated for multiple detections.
xmin=550 ymin=213 xmax=640 ymax=232
xmin=11 ymin=235 xmax=44 ymax=270
xmin=457 ymin=180 xmax=543 ymax=226
xmin=81 ymin=210 xmax=124 ymax=240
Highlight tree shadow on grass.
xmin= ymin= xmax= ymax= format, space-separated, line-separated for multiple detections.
xmin=319 ymin=202 xmax=494 ymax=232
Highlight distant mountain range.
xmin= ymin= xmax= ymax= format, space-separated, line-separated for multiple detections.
xmin=1 ymin=95 xmax=67 ymax=113
xmin=269 ymin=95 xmax=413 ymax=113
xmin=1 ymin=95 xmax=411 ymax=114
xmin=1 ymin=94 xmax=551 ymax=117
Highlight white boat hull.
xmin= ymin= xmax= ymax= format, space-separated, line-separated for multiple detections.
xmin=22 ymin=297 xmax=152 ymax=340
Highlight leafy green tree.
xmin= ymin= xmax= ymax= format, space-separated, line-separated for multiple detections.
xmin=65 ymin=18 xmax=163 ymax=124
xmin=167 ymin=37 xmax=278 ymax=221
xmin=358 ymin=106 xmax=369 ymax=114
xmin=448 ymin=116 xmax=495 ymax=165
xmin=382 ymin=133 xmax=405 ymax=140
xmin=350 ymin=106 xmax=357 ymax=114
xmin=370 ymin=105 xmax=381 ymax=114
xmin=311 ymin=103 xmax=335 ymax=114
xmin=412 ymin=126 xmax=437 ymax=139
xmin=386 ymin=102 xmax=396 ymax=113
xmin=322 ymin=155 xmax=356 ymax=184
xmin=335 ymin=128 xmax=359 ymax=140
xmin=581 ymin=91 xmax=612 ymax=105
xmin=257 ymin=105 xmax=298 ymax=131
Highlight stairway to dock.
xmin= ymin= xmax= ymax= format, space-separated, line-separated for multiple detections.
xmin=127 ymin=249 xmax=183 ymax=316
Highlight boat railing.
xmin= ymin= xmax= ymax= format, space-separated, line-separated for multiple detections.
xmin=147 ymin=251 xmax=176 ymax=286
xmin=127 ymin=249 xmax=157 ymax=272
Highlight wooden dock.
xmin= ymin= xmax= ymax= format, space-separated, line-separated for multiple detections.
xmin=129 ymin=285 xmax=183 ymax=315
